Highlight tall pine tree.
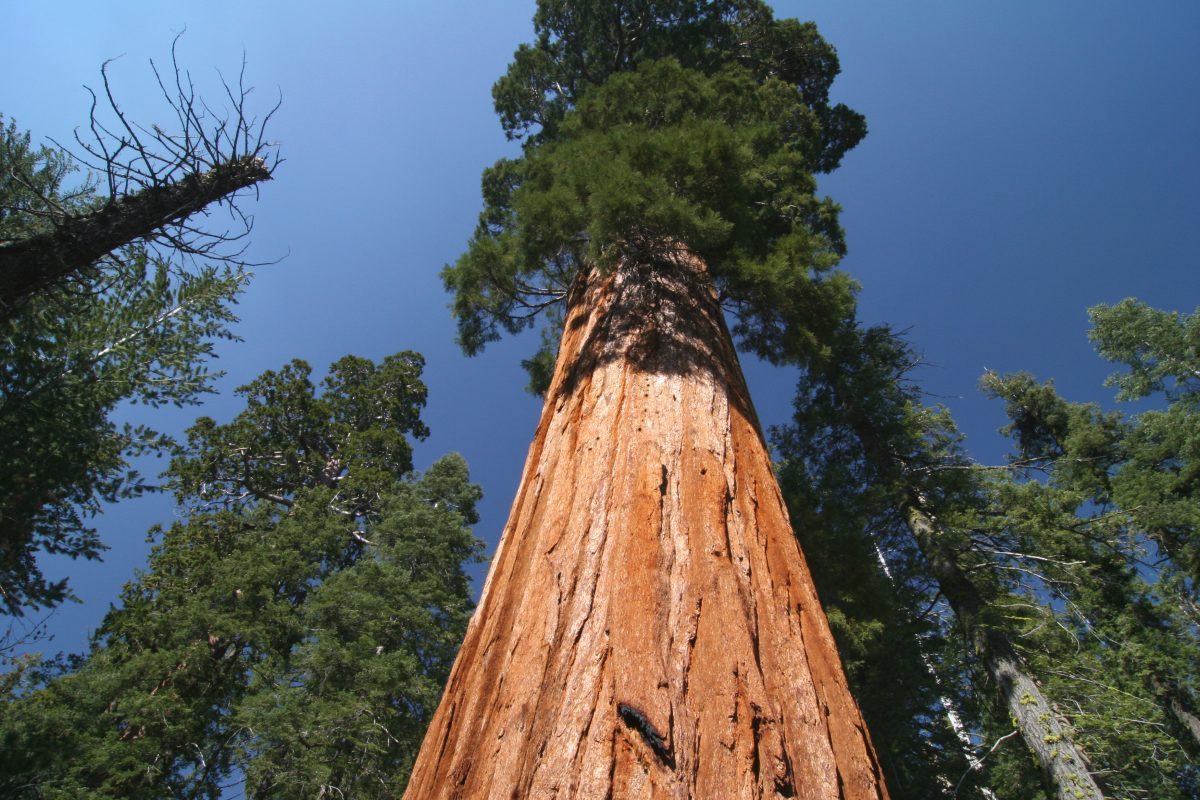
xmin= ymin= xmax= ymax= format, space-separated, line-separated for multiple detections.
xmin=0 ymin=45 xmax=276 ymax=615
xmin=0 ymin=116 xmax=253 ymax=615
xmin=776 ymin=303 xmax=1200 ymax=799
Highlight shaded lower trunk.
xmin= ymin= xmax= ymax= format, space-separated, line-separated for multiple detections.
xmin=404 ymin=252 xmax=888 ymax=798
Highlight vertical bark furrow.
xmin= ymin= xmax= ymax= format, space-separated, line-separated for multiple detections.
xmin=404 ymin=253 xmax=888 ymax=798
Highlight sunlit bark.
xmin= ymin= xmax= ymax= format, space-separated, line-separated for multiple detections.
xmin=405 ymin=252 xmax=888 ymax=799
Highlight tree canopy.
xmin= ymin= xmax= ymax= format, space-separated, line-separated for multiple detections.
xmin=443 ymin=0 xmax=866 ymax=383
xmin=0 ymin=46 xmax=277 ymax=615
xmin=774 ymin=303 xmax=1200 ymax=798
xmin=0 ymin=353 xmax=483 ymax=798
xmin=0 ymin=117 xmax=250 ymax=615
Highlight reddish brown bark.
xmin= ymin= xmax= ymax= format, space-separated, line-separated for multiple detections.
xmin=405 ymin=252 xmax=888 ymax=799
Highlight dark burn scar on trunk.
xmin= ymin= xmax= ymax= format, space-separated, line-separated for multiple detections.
xmin=617 ymin=702 xmax=674 ymax=769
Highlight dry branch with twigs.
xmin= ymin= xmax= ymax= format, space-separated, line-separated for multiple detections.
xmin=0 ymin=33 xmax=280 ymax=319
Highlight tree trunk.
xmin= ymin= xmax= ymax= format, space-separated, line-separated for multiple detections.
xmin=0 ymin=155 xmax=270 ymax=315
xmin=404 ymin=252 xmax=888 ymax=799
xmin=904 ymin=495 xmax=1105 ymax=800
xmin=1167 ymin=694 xmax=1200 ymax=753
xmin=872 ymin=543 xmax=1000 ymax=800
xmin=818 ymin=350 xmax=1106 ymax=800
xmin=1149 ymin=674 xmax=1200 ymax=753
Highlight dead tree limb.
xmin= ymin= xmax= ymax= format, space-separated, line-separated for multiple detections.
xmin=0 ymin=33 xmax=279 ymax=320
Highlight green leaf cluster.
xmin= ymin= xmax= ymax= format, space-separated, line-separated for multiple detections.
xmin=169 ymin=352 xmax=430 ymax=518
xmin=443 ymin=1 xmax=865 ymax=385
xmin=979 ymin=302 xmax=1200 ymax=797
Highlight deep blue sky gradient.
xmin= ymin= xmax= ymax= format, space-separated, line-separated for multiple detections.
xmin=3 ymin=2 xmax=1197 ymax=656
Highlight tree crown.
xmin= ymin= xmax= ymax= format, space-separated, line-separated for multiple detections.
xmin=444 ymin=0 xmax=865 ymax=382
xmin=0 ymin=117 xmax=248 ymax=615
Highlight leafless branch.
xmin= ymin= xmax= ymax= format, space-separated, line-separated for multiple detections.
xmin=0 ymin=32 xmax=281 ymax=320
xmin=953 ymin=729 xmax=1020 ymax=797
xmin=0 ymin=608 xmax=57 ymax=657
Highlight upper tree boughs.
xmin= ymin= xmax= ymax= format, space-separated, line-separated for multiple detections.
xmin=0 ymin=41 xmax=278 ymax=615
xmin=0 ymin=116 xmax=252 ymax=615
xmin=444 ymin=0 xmax=865 ymax=383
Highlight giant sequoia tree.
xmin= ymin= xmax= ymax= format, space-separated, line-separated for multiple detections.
xmin=405 ymin=3 xmax=887 ymax=797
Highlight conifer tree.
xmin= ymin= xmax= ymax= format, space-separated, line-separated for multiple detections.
xmin=774 ymin=323 xmax=1107 ymax=800
xmin=0 ymin=116 xmax=254 ymax=615
xmin=980 ymin=299 xmax=1200 ymax=796
xmin=777 ymin=303 xmax=1200 ymax=799
xmin=0 ymin=354 xmax=484 ymax=799
xmin=0 ymin=45 xmax=277 ymax=615
xmin=407 ymin=3 xmax=887 ymax=796
xmin=774 ymin=327 xmax=980 ymax=798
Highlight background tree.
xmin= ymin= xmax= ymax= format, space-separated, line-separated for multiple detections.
xmin=0 ymin=42 xmax=278 ymax=615
xmin=772 ymin=321 xmax=1103 ymax=799
xmin=0 ymin=352 xmax=484 ymax=799
xmin=774 ymin=304 xmax=1200 ymax=799
xmin=978 ymin=300 xmax=1200 ymax=794
xmin=773 ymin=327 xmax=975 ymax=798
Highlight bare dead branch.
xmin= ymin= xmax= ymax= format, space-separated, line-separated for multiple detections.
xmin=0 ymin=33 xmax=281 ymax=320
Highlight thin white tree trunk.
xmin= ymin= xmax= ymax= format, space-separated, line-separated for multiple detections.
xmin=871 ymin=544 xmax=1000 ymax=800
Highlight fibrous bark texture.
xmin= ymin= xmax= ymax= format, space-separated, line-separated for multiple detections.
xmin=404 ymin=252 xmax=888 ymax=799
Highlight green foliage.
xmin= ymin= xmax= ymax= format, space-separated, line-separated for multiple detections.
xmin=774 ymin=311 xmax=1197 ymax=797
xmin=492 ymin=0 xmax=863 ymax=161
xmin=168 ymin=352 xmax=430 ymax=517
xmin=0 ymin=355 xmax=484 ymax=799
xmin=0 ymin=116 xmax=247 ymax=615
xmin=980 ymin=303 xmax=1200 ymax=797
xmin=780 ymin=300 xmax=1200 ymax=798
xmin=241 ymin=455 xmax=480 ymax=797
xmin=1092 ymin=300 xmax=1200 ymax=594
xmin=444 ymin=1 xmax=864 ymax=383
xmin=773 ymin=324 xmax=980 ymax=797
xmin=1089 ymin=299 xmax=1200 ymax=403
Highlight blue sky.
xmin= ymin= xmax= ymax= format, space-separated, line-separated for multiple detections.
xmin=2 ymin=1 xmax=1197 ymax=656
